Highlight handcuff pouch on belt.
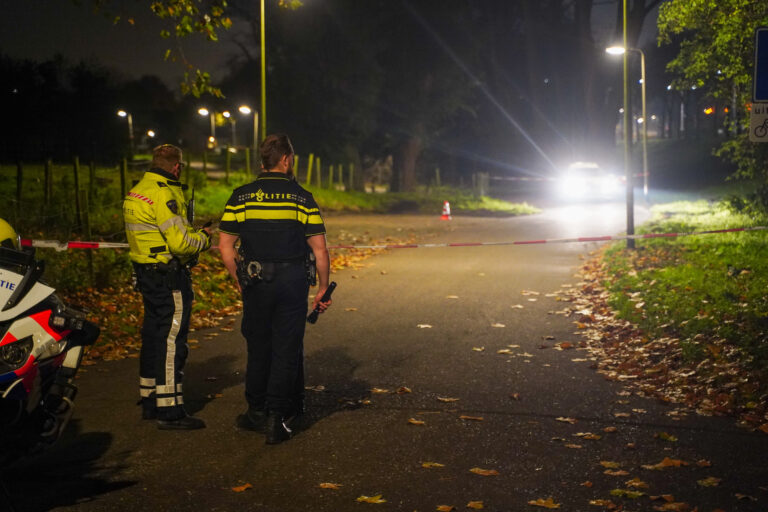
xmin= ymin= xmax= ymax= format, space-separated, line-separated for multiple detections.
xmin=132 ymin=259 xmax=185 ymax=291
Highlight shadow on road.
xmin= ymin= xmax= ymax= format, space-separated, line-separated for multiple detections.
xmin=1 ymin=421 xmax=135 ymax=512
xmin=293 ymin=346 xmax=371 ymax=435
xmin=183 ymin=353 xmax=243 ymax=416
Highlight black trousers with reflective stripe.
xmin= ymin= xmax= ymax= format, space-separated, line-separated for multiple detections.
xmin=241 ymin=263 xmax=308 ymax=414
xmin=135 ymin=263 xmax=193 ymax=421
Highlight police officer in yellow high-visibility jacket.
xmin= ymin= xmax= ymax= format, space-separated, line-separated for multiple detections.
xmin=123 ymin=144 xmax=212 ymax=430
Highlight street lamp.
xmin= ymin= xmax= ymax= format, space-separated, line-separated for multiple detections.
xmin=606 ymin=45 xmax=648 ymax=198
xmin=117 ymin=109 xmax=135 ymax=156
xmin=238 ymin=105 xmax=259 ymax=149
xmin=222 ymin=110 xmax=237 ymax=147
xmin=198 ymin=107 xmax=216 ymax=148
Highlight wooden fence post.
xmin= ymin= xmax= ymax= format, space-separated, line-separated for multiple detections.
xmin=328 ymin=165 xmax=334 ymax=189
xmin=349 ymin=163 xmax=355 ymax=192
xmin=73 ymin=156 xmax=82 ymax=229
xmin=306 ymin=153 xmax=314 ymax=186
xmin=338 ymin=164 xmax=344 ymax=190
xmin=120 ymin=158 xmax=128 ymax=198
xmin=80 ymin=189 xmax=94 ymax=283
xmin=44 ymin=159 xmax=52 ymax=205
xmin=15 ymin=161 xmax=22 ymax=219
xmin=435 ymin=167 xmax=441 ymax=188
xmin=225 ymin=145 xmax=231 ymax=183
xmin=316 ymin=157 xmax=322 ymax=188
xmin=89 ymin=160 xmax=96 ymax=200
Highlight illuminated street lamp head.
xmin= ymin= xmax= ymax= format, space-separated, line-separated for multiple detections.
xmin=238 ymin=105 xmax=252 ymax=115
xmin=222 ymin=111 xmax=231 ymax=118
xmin=605 ymin=46 xmax=626 ymax=56
xmin=198 ymin=107 xmax=210 ymax=117
xmin=147 ymin=130 xmax=156 ymax=138
xmin=117 ymin=110 xmax=128 ymax=117
xmin=208 ymin=136 xmax=216 ymax=143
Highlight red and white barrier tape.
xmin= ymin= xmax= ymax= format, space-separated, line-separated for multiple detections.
xmin=20 ymin=226 xmax=767 ymax=252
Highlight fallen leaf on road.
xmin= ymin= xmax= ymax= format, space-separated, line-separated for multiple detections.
xmin=696 ymin=459 xmax=711 ymax=467
xmin=459 ymin=415 xmax=484 ymax=421
xmin=509 ymin=393 xmax=521 ymax=400
xmin=345 ymin=308 xmax=358 ymax=312
xmin=437 ymin=397 xmax=460 ymax=402
xmin=421 ymin=462 xmax=445 ymax=468
xmin=604 ymin=470 xmax=629 ymax=476
xmin=655 ymin=432 xmax=678 ymax=442
xmin=626 ymin=477 xmax=649 ymax=489
xmin=356 ymin=494 xmax=387 ymax=504
xmin=571 ymin=358 xmax=589 ymax=362
xmin=417 ymin=324 xmax=433 ymax=329
xmin=436 ymin=506 xmax=455 ymax=512
xmin=231 ymin=483 xmax=252 ymax=492
xmin=555 ymin=342 xmax=574 ymax=350
xmin=491 ymin=323 xmax=506 ymax=328
xmin=696 ymin=476 xmax=721 ymax=487
xmin=371 ymin=388 xmax=389 ymax=394
xmin=613 ymin=412 xmax=631 ymax=418
xmin=472 ymin=347 xmax=485 ymax=352
xmin=396 ymin=386 xmax=412 ymax=394
xmin=735 ymin=494 xmax=757 ymax=501
xmin=599 ymin=461 xmax=622 ymax=469
xmin=556 ymin=417 xmax=577 ymax=424
xmin=522 ymin=290 xmax=540 ymax=296
xmin=467 ymin=501 xmax=484 ymax=509
xmin=641 ymin=457 xmax=688 ymax=470
xmin=527 ymin=497 xmax=560 ymax=508
xmin=319 ymin=483 xmax=342 ymax=489
xmin=510 ymin=304 xmax=524 ymax=309
xmin=305 ymin=385 xmax=326 ymax=392
xmin=446 ymin=295 xmax=459 ymax=299
xmin=380 ymin=270 xmax=388 ymax=275
xmin=564 ymin=444 xmax=582 ymax=449
xmin=220 ymin=326 xmax=234 ymax=332
xmin=580 ymin=481 xmax=593 ymax=488
xmin=610 ymin=489 xmax=644 ymax=499
xmin=603 ymin=426 xmax=618 ymax=433
xmin=469 ymin=468 xmax=499 ymax=476
xmin=649 ymin=494 xmax=676 ymax=502
xmin=759 ymin=423 xmax=768 ymax=434
xmin=652 ymin=503 xmax=690 ymax=511
xmin=408 ymin=418 xmax=426 ymax=426
xmin=497 ymin=349 xmax=512 ymax=354
xmin=528 ymin=298 xmax=538 ymax=302
xmin=508 ymin=344 xmax=521 ymax=348
xmin=588 ymin=499 xmax=615 ymax=507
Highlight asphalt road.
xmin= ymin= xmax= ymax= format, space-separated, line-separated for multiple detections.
xmin=4 ymin=200 xmax=768 ymax=512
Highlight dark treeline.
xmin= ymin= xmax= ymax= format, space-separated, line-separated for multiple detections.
xmin=2 ymin=0 xmax=673 ymax=189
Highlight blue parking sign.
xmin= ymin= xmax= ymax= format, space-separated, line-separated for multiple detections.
xmin=755 ymin=28 xmax=768 ymax=102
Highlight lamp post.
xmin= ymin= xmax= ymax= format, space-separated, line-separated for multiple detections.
xmin=222 ymin=111 xmax=237 ymax=147
xmin=238 ymin=105 xmax=259 ymax=149
xmin=606 ymin=45 xmax=648 ymax=198
xmin=198 ymin=107 xmax=216 ymax=148
xmin=260 ymin=0 xmax=267 ymax=141
xmin=117 ymin=110 xmax=135 ymax=156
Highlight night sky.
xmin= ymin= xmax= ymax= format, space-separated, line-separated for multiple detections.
xmin=0 ymin=0 xmax=245 ymax=87
xmin=0 ymin=1 xmax=655 ymax=90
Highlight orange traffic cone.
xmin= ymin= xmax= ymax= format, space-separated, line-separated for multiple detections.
xmin=440 ymin=201 xmax=452 ymax=221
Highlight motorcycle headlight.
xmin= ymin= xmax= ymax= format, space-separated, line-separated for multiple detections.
xmin=0 ymin=335 xmax=33 ymax=372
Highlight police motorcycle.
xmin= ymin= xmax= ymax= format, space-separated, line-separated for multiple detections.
xmin=0 ymin=219 xmax=99 ymax=464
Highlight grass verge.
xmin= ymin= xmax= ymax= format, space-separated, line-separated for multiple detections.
xmin=579 ymin=199 xmax=768 ymax=430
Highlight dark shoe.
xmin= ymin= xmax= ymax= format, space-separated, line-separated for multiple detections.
xmin=157 ymin=415 xmax=206 ymax=430
xmin=265 ymin=412 xmax=292 ymax=444
xmin=236 ymin=408 xmax=267 ymax=432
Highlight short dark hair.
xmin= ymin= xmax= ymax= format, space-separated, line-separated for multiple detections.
xmin=259 ymin=133 xmax=294 ymax=170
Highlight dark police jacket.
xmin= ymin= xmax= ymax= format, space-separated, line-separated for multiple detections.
xmin=219 ymin=172 xmax=326 ymax=262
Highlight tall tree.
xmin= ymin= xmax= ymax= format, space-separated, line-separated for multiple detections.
xmin=658 ymin=1 xmax=768 ymax=189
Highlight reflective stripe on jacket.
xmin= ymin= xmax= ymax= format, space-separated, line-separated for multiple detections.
xmin=123 ymin=169 xmax=211 ymax=264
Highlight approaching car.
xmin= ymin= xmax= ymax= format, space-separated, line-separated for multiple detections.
xmin=555 ymin=161 xmax=624 ymax=200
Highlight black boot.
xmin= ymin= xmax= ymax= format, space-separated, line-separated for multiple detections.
xmin=236 ymin=407 xmax=267 ymax=432
xmin=265 ymin=412 xmax=292 ymax=444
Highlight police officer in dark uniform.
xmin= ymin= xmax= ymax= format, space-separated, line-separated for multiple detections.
xmin=219 ymin=133 xmax=332 ymax=444
xmin=123 ymin=144 xmax=212 ymax=430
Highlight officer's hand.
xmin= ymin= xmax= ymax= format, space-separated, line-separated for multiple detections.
xmin=312 ymin=288 xmax=332 ymax=313
xmin=202 ymin=226 xmax=213 ymax=237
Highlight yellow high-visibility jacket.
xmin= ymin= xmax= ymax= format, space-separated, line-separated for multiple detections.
xmin=123 ymin=169 xmax=211 ymax=264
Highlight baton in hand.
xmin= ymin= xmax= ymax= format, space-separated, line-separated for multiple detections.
xmin=307 ymin=281 xmax=337 ymax=324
